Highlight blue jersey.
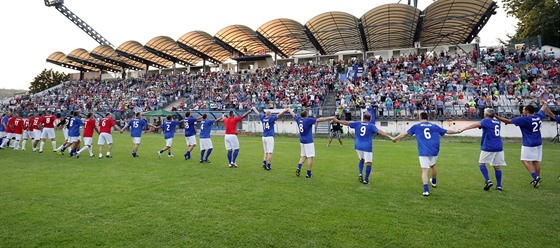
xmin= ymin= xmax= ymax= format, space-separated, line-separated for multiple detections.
xmin=511 ymin=110 xmax=544 ymax=147
xmin=184 ymin=117 xmax=197 ymax=137
xmin=68 ymin=117 xmax=83 ymax=137
xmin=199 ymin=119 xmax=215 ymax=138
xmin=480 ymin=118 xmax=503 ymax=152
xmin=349 ymin=122 xmax=379 ymax=152
xmin=0 ymin=116 xmax=6 ymax=131
xmin=407 ymin=122 xmax=447 ymax=156
xmin=129 ymin=118 xmax=147 ymax=138
xmin=556 ymin=115 xmax=560 ymax=124
xmin=294 ymin=117 xmax=316 ymax=144
xmin=260 ymin=114 xmax=278 ymax=137
xmin=161 ymin=120 xmax=180 ymax=139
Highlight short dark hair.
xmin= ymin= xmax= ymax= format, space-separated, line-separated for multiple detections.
xmin=363 ymin=114 xmax=371 ymax=122
xmin=105 ymin=112 xmax=111 ymax=117
xmin=301 ymin=111 xmax=308 ymax=118
xmin=185 ymin=111 xmax=191 ymax=117
xmin=87 ymin=113 xmax=93 ymax=118
xmin=73 ymin=111 xmax=79 ymax=117
xmin=166 ymin=115 xmax=172 ymax=120
xmin=420 ymin=112 xmax=428 ymax=120
xmin=229 ymin=111 xmax=234 ymax=117
xmin=202 ymin=114 xmax=207 ymax=119
xmin=524 ymin=105 xmax=535 ymax=114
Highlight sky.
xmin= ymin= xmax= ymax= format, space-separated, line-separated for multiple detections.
xmin=0 ymin=0 xmax=518 ymax=90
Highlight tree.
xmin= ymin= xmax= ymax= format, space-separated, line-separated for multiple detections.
xmin=29 ymin=69 xmax=70 ymax=94
xmin=502 ymin=0 xmax=560 ymax=47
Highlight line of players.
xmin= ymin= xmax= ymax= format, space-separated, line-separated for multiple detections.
xmin=2 ymin=100 xmax=558 ymax=196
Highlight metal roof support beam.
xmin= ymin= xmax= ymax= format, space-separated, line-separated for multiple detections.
xmin=177 ymin=42 xmax=221 ymax=65
xmin=213 ymin=37 xmax=244 ymax=57
xmin=46 ymin=59 xmax=90 ymax=72
xmin=464 ymin=1 xmax=497 ymax=44
xmin=89 ymin=54 xmax=143 ymax=71
xmin=358 ymin=19 xmax=369 ymax=52
xmin=413 ymin=11 xmax=424 ymax=43
xmin=256 ymin=31 xmax=288 ymax=58
xmin=144 ymin=46 xmax=193 ymax=67
xmin=115 ymin=50 xmax=166 ymax=69
xmin=304 ymin=25 xmax=326 ymax=55
xmin=66 ymin=57 xmax=118 ymax=73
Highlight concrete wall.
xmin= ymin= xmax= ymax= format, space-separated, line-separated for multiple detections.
xmin=242 ymin=120 xmax=559 ymax=138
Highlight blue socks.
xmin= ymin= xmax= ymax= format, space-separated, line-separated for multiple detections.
xmin=297 ymin=163 xmax=302 ymax=170
xmin=358 ymin=160 xmax=364 ymax=175
xmin=431 ymin=178 xmax=437 ymax=184
xmin=267 ymin=163 xmax=271 ymax=169
xmin=495 ymin=169 xmax=502 ymax=187
xmin=480 ymin=164 xmax=490 ymax=181
xmin=132 ymin=152 xmax=137 ymax=157
xmin=186 ymin=151 xmax=190 ymax=158
xmin=233 ymin=149 xmax=239 ymax=163
xmin=423 ymin=184 xmax=429 ymax=192
xmin=168 ymin=151 xmax=171 ymax=156
xmin=227 ymin=150 xmax=232 ymax=164
xmin=200 ymin=150 xmax=205 ymax=161
xmin=531 ymin=172 xmax=538 ymax=180
xmin=263 ymin=160 xmax=267 ymax=166
xmin=205 ymin=148 xmax=212 ymax=160
xmin=307 ymin=170 xmax=312 ymax=177
xmin=365 ymin=165 xmax=372 ymax=182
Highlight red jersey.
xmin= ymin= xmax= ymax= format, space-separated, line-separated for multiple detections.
xmin=25 ymin=118 xmax=32 ymax=131
xmin=12 ymin=118 xmax=24 ymax=134
xmin=32 ymin=117 xmax=41 ymax=131
xmin=224 ymin=116 xmax=244 ymax=135
xmin=6 ymin=117 xmax=15 ymax=133
xmin=99 ymin=117 xmax=115 ymax=133
xmin=42 ymin=115 xmax=56 ymax=128
xmin=83 ymin=118 xmax=96 ymax=138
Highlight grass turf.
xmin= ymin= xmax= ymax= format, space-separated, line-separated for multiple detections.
xmin=0 ymin=132 xmax=559 ymax=247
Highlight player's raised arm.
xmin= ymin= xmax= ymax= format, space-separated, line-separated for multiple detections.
xmin=391 ymin=131 xmax=409 ymax=143
xmin=251 ymin=107 xmax=260 ymax=115
xmin=494 ymin=114 xmax=513 ymax=124
xmin=196 ymin=116 xmax=203 ymax=121
xmin=540 ymin=100 xmax=556 ymax=120
xmin=242 ymin=109 xmax=252 ymax=118
xmin=377 ymin=129 xmax=393 ymax=140
xmin=276 ymin=109 xmax=288 ymax=118
xmin=316 ymin=116 xmax=334 ymax=123
xmin=333 ymin=117 xmax=349 ymax=126
xmin=459 ymin=122 xmax=482 ymax=133
xmin=287 ymin=108 xmax=296 ymax=117
xmin=215 ymin=116 xmax=224 ymax=123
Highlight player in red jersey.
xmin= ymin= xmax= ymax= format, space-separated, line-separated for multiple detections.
xmin=20 ymin=113 xmax=34 ymax=150
xmin=220 ymin=109 xmax=252 ymax=168
xmin=31 ymin=112 xmax=43 ymax=152
xmin=39 ymin=110 xmax=58 ymax=153
xmin=11 ymin=113 xmax=25 ymax=150
xmin=98 ymin=113 xmax=119 ymax=158
xmin=76 ymin=113 xmax=99 ymax=158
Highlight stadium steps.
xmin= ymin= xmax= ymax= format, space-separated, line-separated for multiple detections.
xmin=315 ymin=121 xmax=330 ymax=134
xmin=164 ymin=98 xmax=185 ymax=111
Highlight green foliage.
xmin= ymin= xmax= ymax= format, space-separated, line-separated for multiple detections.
xmin=502 ymin=0 xmax=560 ymax=47
xmin=29 ymin=69 xmax=70 ymax=94
xmin=0 ymin=133 xmax=559 ymax=247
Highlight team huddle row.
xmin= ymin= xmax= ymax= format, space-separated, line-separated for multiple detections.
xmin=1 ymin=101 xmax=558 ymax=196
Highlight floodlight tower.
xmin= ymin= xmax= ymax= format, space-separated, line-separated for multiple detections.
xmin=44 ymin=0 xmax=114 ymax=47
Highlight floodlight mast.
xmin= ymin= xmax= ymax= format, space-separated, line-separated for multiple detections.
xmin=44 ymin=0 xmax=114 ymax=47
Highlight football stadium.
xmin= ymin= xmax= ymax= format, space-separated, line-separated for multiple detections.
xmin=1 ymin=0 xmax=559 ymax=247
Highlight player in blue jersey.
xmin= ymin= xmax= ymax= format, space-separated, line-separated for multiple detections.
xmin=541 ymin=101 xmax=560 ymax=124
xmin=183 ymin=111 xmax=202 ymax=160
xmin=333 ymin=114 xmax=392 ymax=184
xmin=120 ymin=112 xmax=155 ymax=158
xmin=392 ymin=112 xmax=461 ymax=196
xmin=495 ymin=103 xmax=547 ymax=188
xmin=460 ymin=108 xmax=506 ymax=191
xmin=287 ymin=109 xmax=333 ymax=178
xmin=252 ymin=107 xmax=288 ymax=170
xmin=198 ymin=114 xmax=223 ymax=163
xmin=66 ymin=111 xmax=84 ymax=157
xmin=157 ymin=115 xmax=181 ymax=158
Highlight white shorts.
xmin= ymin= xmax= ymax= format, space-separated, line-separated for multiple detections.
xmin=13 ymin=134 xmax=22 ymax=141
xmin=83 ymin=137 xmax=93 ymax=146
xmin=419 ymin=156 xmax=438 ymax=169
xmin=68 ymin=136 xmax=81 ymax=143
xmin=33 ymin=130 xmax=42 ymax=141
xmin=165 ymin=138 xmax=173 ymax=147
xmin=0 ymin=131 xmax=5 ymax=138
xmin=23 ymin=131 xmax=33 ymax=140
xmin=63 ymin=128 xmax=69 ymax=140
xmin=262 ymin=136 xmax=274 ymax=153
xmin=300 ymin=143 xmax=315 ymax=157
xmin=97 ymin=133 xmax=113 ymax=145
xmin=41 ymin=128 xmax=55 ymax=139
xmin=6 ymin=133 xmax=13 ymax=139
xmin=479 ymin=151 xmax=506 ymax=166
xmin=200 ymin=138 xmax=213 ymax=150
xmin=356 ymin=150 xmax=373 ymax=163
xmin=185 ymin=135 xmax=196 ymax=146
xmin=132 ymin=137 xmax=141 ymax=144
xmin=224 ymin=134 xmax=240 ymax=150
xmin=520 ymin=145 xmax=542 ymax=162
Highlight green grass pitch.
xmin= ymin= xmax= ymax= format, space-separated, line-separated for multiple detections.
xmin=0 ymin=131 xmax=559 ymax=247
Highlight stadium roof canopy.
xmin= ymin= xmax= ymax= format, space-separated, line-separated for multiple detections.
xmin=47 ymin=51 xmax=98 ymax=72
xmin=47 ymin=0 xmax=497 ymax=70
xmin=67 ymin=48 xmax=121 ymax=73
xmin=90 ymin=45 xmax=145 ymax=71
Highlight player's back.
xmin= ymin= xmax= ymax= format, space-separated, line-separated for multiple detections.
xmin=350 ymin=122 xmax=378 ymax=152
xmin=43 ymin=115 xmax=56 ymax=128
xmin=129 ymin=118 xmax=146 ymax=137
xmin=260 ymin=115 xmax=277 ymax=137
xmin=408 ymin=122 xmax=447 ymax=156
xmin=480 ymin=118 xmax=503 ymax=152
xmin=184 ymin=118 xmax=197 ymax=136
xmin=512 ymin=111 xmax=543 ymax=147
xmin=199 ymin=120 xmax=214 ymax=138
xmin=68 ymin=117 xmax=83 ymax=136
xmin=295 ymin=117 xmax=316 ymax=144
xmin=99 ymin=117 xmax=115 ymax=133
xmin=162 ymin=121 xmax=179 ymax=139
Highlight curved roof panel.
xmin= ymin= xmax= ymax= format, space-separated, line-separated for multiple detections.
xmin=46 ymin=51 xmax=98 ymax=72
xmin=214 ymin=25 xmax=270 ymax=56
xmin=257 ymin=18 xmax=316 ymax=57
xmin=145 ymin=36 xmax=201 ymax=66
xmin=361 ymin=4 xmax=421 ymax=50
xmin=420 ymin=0 xmax=495 ymax=47
xmin=67 ymin=48 xmax=121 ymax=72
xmin=116 ymin=40 xmax=173 ymax=69
xmin=305 ymin=11 xmax=364 ymax=54
xmin=177 ymin=31 xmax=231 ymax=63
xmin=90 ymin=45 xmax=145 ymax=71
